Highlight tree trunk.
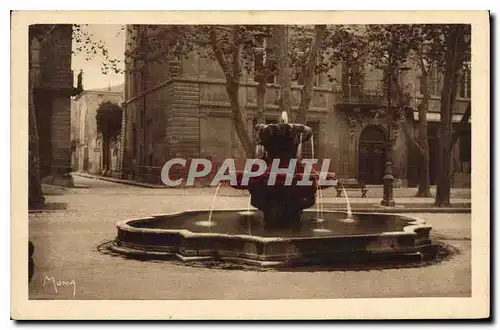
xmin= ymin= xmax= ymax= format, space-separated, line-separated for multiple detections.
xmin=435 ymin=25 xmax=466 ymax=207
xmin=210 ymin=26 xmax=255 ymax=158
xmin=416 ymin=73 xmax=432 ymax=197
xmin=227 ymin=81 xmax=255 ymax=157
xmin=28 ymin=38 xmax=45 ymax=210
xmin=296 ymin=25 xmax=326 ymax=124
xmin=256 ymin=78 xmax=266 ymax=124
xmin=275 ymin=25 xmax=292 ymax=119
xmin=392 ymin=68 xmax=430 ymax=196
xmin=29 ymin=83 xmax=45 ymax=209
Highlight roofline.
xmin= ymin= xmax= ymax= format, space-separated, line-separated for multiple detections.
xmin=73 ymin=89 xmax=124 ymax=100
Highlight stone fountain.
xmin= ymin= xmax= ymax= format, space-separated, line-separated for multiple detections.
xmin=110 ymin=112 xmax=437 ymax=268
xmin=232 ymin=116 xmax=333 ymax=231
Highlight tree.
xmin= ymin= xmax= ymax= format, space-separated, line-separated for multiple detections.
xmin=434 ymin=24 xmax=470 ymax=207
xmin=252 ymin=25 xmax=276 ymax=124
xmin=118 ymin=24 xmax=329 ymax=157
xmin=290 ymin=25 xmax=365 ymax=122
xmin=275 ymin=25 xmax=293 ymax=119
xmin=295 ymin=25 xmax=327 ymax=124
xmin=403 ymin=25 xmax=451 ymax=197
xmin=28 ymin=30 xmax=45 ymax=209
xmin=364 ymin=24 xmax=450 ymax=198
xmin=95 ymin=101 xmax=123 ymax=174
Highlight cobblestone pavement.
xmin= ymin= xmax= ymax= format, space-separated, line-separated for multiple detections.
xmin=29 ymin=176 xmax=471 ymax=300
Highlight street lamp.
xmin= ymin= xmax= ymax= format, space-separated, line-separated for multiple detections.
xmin=381 ymin=56 xmax=396 ymax=207
xmin=381 ymin=59 xmax=411 ymax=207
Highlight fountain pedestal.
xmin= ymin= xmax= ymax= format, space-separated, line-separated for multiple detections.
xmin=250 ymin=184 xmax=316 ymax=230
xmin=235 ymin=122 xmax=335 ymax=230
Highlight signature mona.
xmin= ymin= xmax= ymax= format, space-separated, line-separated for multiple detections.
xmin=42 ymin=276 xmax=76 ymax=298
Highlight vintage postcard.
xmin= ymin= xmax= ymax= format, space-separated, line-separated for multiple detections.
xmin=11 ymin=10 xmax=489 ymax=320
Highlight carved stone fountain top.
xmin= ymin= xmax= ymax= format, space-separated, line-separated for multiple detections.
xmin=254 ymin=123 xmax=313 ymax=146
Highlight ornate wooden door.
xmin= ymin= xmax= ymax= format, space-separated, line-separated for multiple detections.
xmin=358 ymin=126 xmax=387 ymax=184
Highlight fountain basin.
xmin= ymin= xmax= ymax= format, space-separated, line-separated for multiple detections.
xmin=111 ymin=210 xmax=437 ymax=268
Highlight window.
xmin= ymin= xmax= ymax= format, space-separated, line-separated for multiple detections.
xmin=341 ymin=61 xmax=363 ymax=99
xmin=430 ymin=67 xmax=441 ymax=96
xmin=459 ymin=68 xmax=471 ymax=98
xmin=302 ymin=121 xmax=319 ymax=159
xmin=421 ymin=66 xmax=442 ymax=96
xmin=292 ymin=58 xmax=321 ymax=87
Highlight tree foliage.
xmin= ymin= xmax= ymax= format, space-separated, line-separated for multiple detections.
xmin=74 ymin=24 xmax=471 ymax=193
xmin=361 ymin=24 xmax=470 ymax=200
xmin=95 ymin=101 xmax=123 ymax=141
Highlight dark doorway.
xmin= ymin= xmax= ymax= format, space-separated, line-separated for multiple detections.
xmin=357 ymin=126 xmax=386 ymax=184
xmin=83 ymin=146 xmax=89 ymax=172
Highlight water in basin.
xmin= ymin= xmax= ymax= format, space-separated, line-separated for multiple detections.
xmin=128 ymin=210 xmax=414 ymax=238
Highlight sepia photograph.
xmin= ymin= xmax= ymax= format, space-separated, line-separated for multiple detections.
xmin=11 ymin=10 xmax=490 ymax=320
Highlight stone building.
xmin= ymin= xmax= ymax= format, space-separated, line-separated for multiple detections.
xmin=120 ymin=25 xmax=471 ymax=187
xmin=71 ymin=84 xmax=124 ymax=176
xmin=29 ymin=24 xmax=82 ymax=186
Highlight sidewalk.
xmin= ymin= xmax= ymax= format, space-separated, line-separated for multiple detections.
xmin=72 ymin=172 xmax=470 ymax=213
xmin=73 ymin=172 xmax=165 ymax=189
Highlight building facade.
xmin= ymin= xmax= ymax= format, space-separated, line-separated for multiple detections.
xmin=120 ymin=25 xmax=471 ymax=187
xmin=71 ymin=84 xmax=124 ymax=176
xmin=29 ymin=24 xmax=81 ymax=186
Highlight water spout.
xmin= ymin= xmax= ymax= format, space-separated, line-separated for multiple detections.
xmin=195 ymin=183 xmax=221 ymax=229
xmin=312 ymin=185 xmax=332 ymax=233
xmin=313 ymin=184 xmax=325 ymax=223
xmin=281 ymin=111 xmax=289 ymax=124
xmin=296 ymin=133 xmax=303 ymax=159
xmin=311 ymin=134 xmax=315 ymax=160
xmin=247 ymin=195 xmax=251 ymax=213
xmin=340 ymin=186 xmax=355 ymax=223
xmin=255 ymin=144 xmax=264 ymax=159
xmin=319 ymin=185 xmax=325 ymax=220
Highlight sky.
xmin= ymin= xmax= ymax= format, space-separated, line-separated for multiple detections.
xmin=71 ymin=24 xmax=126 ymax=90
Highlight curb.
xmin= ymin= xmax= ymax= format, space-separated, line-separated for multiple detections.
xmin=318 ymin=207 xmax=471 ymax=214
xmin=73 ymin=173 xmax=166 ymax=189
xmin=72 ymin=174 xmax=471 ymax=214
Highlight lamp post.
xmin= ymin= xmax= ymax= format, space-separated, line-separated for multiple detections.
xmin=381 ymin=58 xmax=412 ymax=207
xmin=381 ymin=55 xmax=396 ymax=207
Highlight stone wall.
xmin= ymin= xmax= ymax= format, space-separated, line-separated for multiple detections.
xmin=31 ymin=24 xmax=75 ymax=181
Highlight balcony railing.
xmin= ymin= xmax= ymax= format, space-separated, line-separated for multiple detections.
xmin=338 ymin=84 xmax=390 ymax=107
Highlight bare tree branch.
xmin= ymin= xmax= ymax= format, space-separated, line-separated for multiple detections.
xmin=210 ymin=28 xmax=231 ymax=77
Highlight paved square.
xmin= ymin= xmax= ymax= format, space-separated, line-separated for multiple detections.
xmin=29 ymin=176 xmax=471 ymax=300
